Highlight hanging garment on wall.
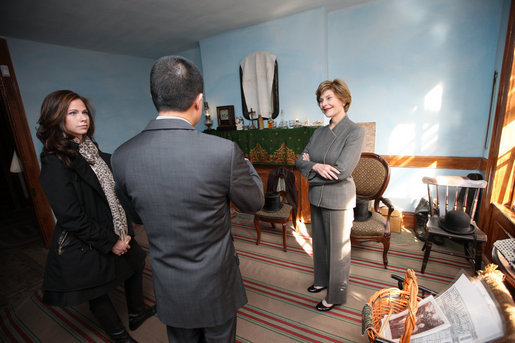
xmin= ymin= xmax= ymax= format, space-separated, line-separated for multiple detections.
xmin=239 ymin=51 xmax=279 ymax=120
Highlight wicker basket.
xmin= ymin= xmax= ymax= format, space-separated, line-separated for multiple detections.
xmin=362 ymin=269 xmax=422 ymax=343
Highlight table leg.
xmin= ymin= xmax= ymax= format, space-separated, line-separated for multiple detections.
xmin=421 ymin=234 xmax=434 ymax=274
xmin=282 ymin=223 xmax=287 ymax=252
xmin=254 ymin=217 xmax=262 ymax=246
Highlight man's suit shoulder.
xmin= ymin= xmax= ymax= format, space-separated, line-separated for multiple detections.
xmin=198 ymin=132 xmax=239 ymax=151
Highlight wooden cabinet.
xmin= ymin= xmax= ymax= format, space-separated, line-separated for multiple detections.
xmin=484 ymin=203 xmax=515 ymax=261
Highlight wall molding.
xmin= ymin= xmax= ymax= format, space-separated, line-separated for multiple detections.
xmin=382 ymin=155 xmax=487 ymax=172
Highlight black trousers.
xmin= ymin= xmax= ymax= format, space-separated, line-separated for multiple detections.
xmin=166 ymin=315 xmax=237 ymax=343
xmin=89 ymin=264 xmax=145 ymax=333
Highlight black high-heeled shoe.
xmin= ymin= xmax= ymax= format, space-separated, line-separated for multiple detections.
xmin=307 ymin=285 xmax=327 ymax=293
xmin=129 ymin=305 xmax=157 ymax=331
xmin=108 ymin=329 xmax=138 ymax=343
xmin=316 ymin=300 xmax=336 ymax=312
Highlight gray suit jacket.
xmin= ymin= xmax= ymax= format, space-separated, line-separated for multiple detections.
xmin=111 ymin=118 xmax=264 ymax=328
xmin=295 ymin=115 xmax=364 ymax=210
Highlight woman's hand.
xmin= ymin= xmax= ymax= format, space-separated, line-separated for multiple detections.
xmin=112 ymin=235 xmax=131 ymax=256
xmin=312 ymin=163 xmax=340 ymax=180
xmin=302 ymin=153 xmax=311 ymax=161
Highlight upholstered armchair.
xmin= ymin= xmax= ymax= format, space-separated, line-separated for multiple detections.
xmin=350 ymin=153 xmax=393 ymax=268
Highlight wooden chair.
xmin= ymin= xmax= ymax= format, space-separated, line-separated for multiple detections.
xmin=420 ymin=175 xmax=488 ymax=274
xmin=254 ymin=169 xmax=297 ymax=252
xmin=350 ymin=153 xmax=393 ymax=268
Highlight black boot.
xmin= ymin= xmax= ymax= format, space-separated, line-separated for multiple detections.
xmin=129 ymin=305 xmax=157 ymax=330
xmin=415 ymin=212 xmax=429 ymax=241
xmin=90 ymin=295 xmax=137 ymax=342
xmin=108 ymin=329 xmax=138 ymax=343
xmin=124 ymin=265 xmax=156 ymax=331
xmin=414 ymin=211 xmax=444 ymax=245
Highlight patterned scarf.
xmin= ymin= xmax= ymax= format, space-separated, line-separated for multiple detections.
xmin=79 ymin=136 xmax=128 ymax=241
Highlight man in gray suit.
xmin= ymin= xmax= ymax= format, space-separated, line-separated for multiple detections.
xmin=112 ymin=55 xmax=264 ymax=342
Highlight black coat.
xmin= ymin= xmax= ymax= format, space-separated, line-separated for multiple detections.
xmin=39 ymin=145 xmax=145 ymax=293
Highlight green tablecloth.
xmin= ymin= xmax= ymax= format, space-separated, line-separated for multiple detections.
xmin=205 ymin=127 xmax=319 ymax=165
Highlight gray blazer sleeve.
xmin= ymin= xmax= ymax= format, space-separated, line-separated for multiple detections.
xmin=295 ymin=132 xmax=318 ymax=179
xmin=229 ymin=143 xmax=264 ymax=212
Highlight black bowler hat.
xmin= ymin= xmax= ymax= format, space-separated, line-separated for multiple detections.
xmin=354 ymin=197 xmax=372 ymax=222
xmin=439 ymin=210 xmax=476 ymax=235
xmin=262 ymin=191 xmax=283 ymax=212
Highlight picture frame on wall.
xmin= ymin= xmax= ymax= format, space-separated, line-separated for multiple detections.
xmin=216 ymin=105 xmax=236 ymax=131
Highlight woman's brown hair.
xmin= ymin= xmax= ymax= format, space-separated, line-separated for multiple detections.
xmin=316 ymin=79 xmax=352 ymax=112
xmin=36 ymin=90 xmax=95 ymax=167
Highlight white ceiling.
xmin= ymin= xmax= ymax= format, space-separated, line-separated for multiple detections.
xmin=0 ymin=0 xmax=371 ymax=59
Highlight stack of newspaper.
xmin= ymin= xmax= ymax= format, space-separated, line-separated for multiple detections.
xmin=381 ymin=273 xmax=504 ymax=343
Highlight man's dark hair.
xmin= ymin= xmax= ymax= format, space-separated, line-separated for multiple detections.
xmin=150 ymin=55 xmax=204 ymax=112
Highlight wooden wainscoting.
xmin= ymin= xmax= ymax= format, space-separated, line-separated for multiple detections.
xmin=246 ymin=154 xmax=487 ymax=227
xmin=382 ymin=155 xmax=487 ymax=171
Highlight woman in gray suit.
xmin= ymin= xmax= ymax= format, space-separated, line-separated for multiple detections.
xmin=295 ymin=79 xmax=364 ymax=311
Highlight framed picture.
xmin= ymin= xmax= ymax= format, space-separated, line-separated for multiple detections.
xmin=216 ymin=105 xmax=236 ymax=130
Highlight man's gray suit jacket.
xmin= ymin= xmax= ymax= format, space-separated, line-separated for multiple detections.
xmin=111 ymin=118 xmax=264 ymax=328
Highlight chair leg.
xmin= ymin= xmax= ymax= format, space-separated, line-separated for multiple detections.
xmin=421 ymin=234 xmax=434 ymax=274
xmin=253 ymin=217 xmax=262 ymax=246
xmin=382 ymin=238 xmax=390 ymax=269
xmin=282 ymin=223 xmax=287 ymax=252
xmin=474 ymin=241 xmax=483 ymax=272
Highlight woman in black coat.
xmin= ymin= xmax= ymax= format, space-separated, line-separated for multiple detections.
xmin=37 ymin=90 xmax=155 ymax=343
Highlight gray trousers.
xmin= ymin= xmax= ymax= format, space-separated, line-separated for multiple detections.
xmin=310 ymin=205 xmax=353 ymax=304
xmin=166 ymin=315 xmax=237 ymax=343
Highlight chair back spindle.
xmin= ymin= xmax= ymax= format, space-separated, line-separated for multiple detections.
xmin=422 ymin=176 xmax=487 ymax=222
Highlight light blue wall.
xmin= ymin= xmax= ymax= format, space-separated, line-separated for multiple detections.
xmin=178 ymin=45 xmax=203 ymax=74
xmin=7 ymin=37 xmax=156 ymax=154
xmin=197 ymin=0 xmax=508 ymax=211
xmin=8 ymin=38 xmax=205 ymax=154
xmin=199 ymin=8 xmax=327 ymax=131
xmin=328 ymin=0 xmax=503 ymax=157
xmin=325 ymin=0 xmax=507 ymax=210
xmin=6 ymin=0 xmax=510 ymax=212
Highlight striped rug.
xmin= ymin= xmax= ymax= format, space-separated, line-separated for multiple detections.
xmin=0 ymin=215 xmax=471 ymax=342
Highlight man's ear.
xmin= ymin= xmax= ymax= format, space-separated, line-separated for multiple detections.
xmin=194 ymin=93 xmax=204 ymax=110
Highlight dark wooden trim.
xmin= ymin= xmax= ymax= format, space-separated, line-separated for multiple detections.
xmin=382 ymin=155 xmax=486 ymax=172
xmin=0 ymin=38 xmax=55 ymax=247
xmin=479 ymin=0 xmax=515 ymax=230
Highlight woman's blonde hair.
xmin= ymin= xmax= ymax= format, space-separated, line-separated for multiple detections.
xmin=316 ymin=79 xmax=352 ymax=112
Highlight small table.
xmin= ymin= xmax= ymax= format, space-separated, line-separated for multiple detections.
xmin=421 ymin=217 xmax=487 ymax=274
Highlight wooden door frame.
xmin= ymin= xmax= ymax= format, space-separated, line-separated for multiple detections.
xmin=0 ymin=38 xmax=54 ymax=247
xmin=478 ymin=2 xmax=515 ymax=235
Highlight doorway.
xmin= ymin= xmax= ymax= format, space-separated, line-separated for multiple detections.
xmin=0 ymin=93 xmax=36 ymax=225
